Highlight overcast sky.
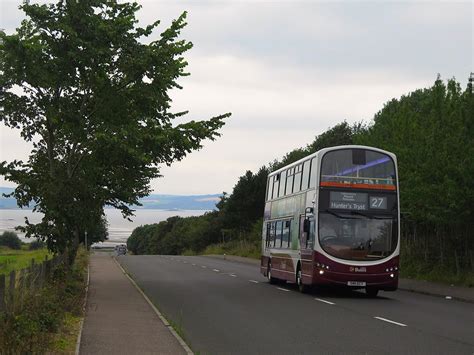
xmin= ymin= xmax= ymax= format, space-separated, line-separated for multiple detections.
xmin=0 ymin=0 xmax=472 ymax=195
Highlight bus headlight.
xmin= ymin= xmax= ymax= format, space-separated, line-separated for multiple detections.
xmin=319 ymin=270 xmax=324 ymax=275
xmin=390 ymin=273 xmax=395 ymax=278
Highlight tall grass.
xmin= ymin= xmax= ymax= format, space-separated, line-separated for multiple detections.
xmin=0 ymin=247 xmax=52 ymax=275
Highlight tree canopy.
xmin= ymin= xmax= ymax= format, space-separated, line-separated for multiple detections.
xmin=0 ymin=0 xmax=230 ymax=260
xmin=357 ymin=76 xmax=473 ymax=225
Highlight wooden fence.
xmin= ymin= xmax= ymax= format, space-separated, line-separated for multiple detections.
xmin=0 ymin=254 xmax=65 ymax=313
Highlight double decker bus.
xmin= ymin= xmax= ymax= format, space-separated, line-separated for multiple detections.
xmin=260 ymin=145 xmax=399 ymax=297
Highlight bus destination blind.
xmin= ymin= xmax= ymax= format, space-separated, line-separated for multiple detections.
xmin=330 ymin=191 xmax=368 ymax=210
xmin=329 ymin=192 xmax=388 ymax=211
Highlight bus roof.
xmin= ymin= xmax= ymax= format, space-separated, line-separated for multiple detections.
xmin=268 ymin=145 xmax=396 ymax=177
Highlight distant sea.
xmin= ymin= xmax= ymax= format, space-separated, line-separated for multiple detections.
xmin=0 ymin=209 xmax=208 ymax=243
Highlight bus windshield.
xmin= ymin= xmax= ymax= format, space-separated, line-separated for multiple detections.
xmin=321 ymin=149 xmax=396 ymax=190
xmin=318 ymin=212 xmax=397 ymax=261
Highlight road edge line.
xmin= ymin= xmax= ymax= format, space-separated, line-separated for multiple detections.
xmin=75 ymin=260 xmax=90 ymax=355
xmin=113 ymin=257 xmax=194 ymax=355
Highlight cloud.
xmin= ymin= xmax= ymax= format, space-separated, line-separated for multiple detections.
xmin=1 ymin=0 xmax=472 ymax=195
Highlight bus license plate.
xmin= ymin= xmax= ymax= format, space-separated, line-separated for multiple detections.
xmin=347 ymin=281 xmax=366 ymax=287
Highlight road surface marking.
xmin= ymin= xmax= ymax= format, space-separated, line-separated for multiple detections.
xmin=315 ymin=298 xmax=335 ymax=305
xmin=374 ymin=317 xmax=407 ymax=327
xmin=249 ymin=280 xmax=259 ymax=284
xmin=201 ymin=266 xmax=207 ymax=269
xmin=192 ymin=263 xmax=196 ymax=266
xmin=277 ymin=287 xmax=290 ymax=292
xmin=213 ymin=269 xmax=220 ymax=272
xmin=229 ymin=274 xmax=237 ymax=277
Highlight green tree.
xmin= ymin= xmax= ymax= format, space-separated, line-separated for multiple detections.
xmin=357 ymin=76 xmax=474 ymax=224
xmin=219 ymin=167 xmax=268 ymax=232
xmin=0 ymin=231 xmax=22 ymax=250
xmin=0 ymin=1 xmax=230 ymax=263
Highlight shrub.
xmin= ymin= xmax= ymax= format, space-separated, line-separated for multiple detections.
xmin=29 ymin=239 xmax=46 ymax=250
xmin=0 ymin=231 xmax=22 ymax=250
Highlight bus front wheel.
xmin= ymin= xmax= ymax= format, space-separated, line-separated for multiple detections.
xmin=297 ymin=268 xmax=309 ymax=293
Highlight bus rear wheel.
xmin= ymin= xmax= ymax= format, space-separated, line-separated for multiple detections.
xmin=267 ymin=263 xmax=277 ymax=284
xmin=297 ymin=268 xmax=309 ymax=293
xmin=366 ymin=287 xmax=379 ymax=297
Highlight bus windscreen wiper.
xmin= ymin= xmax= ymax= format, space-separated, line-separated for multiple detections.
xmin=350 ymin=211 xmax=392 ymax=220
xmin=323 ymin=209 xmax=358 ymax=219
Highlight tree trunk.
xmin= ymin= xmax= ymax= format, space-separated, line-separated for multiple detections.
xmin=67 ymin=229 xmax=81 ymax=267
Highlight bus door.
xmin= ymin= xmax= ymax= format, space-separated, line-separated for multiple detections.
xmin=299 ymin=215 xmax=315 ymax=278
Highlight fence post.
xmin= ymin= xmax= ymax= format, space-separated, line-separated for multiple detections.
xmin=9 ymin=270 xmax=16 ymax=309
xmin=0 ymin=274 xmax=5 ymax=312
xmin=29 ymin=258 xmax=35 ymax=289
xmin=39 ymin=261 xmax=45 ymax=288
xmin=45 ymin=259 xmax=51 ymax=279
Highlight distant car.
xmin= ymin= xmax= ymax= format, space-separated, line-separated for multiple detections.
xmin=116 ymin=244 xmax=127 ymax=256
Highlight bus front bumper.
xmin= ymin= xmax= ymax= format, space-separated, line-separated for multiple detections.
xmin=312 ymin=269 xmax=398 ymax=291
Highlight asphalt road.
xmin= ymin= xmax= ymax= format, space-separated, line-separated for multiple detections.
xmin=119 ymin=255 xmax=474 ymax=355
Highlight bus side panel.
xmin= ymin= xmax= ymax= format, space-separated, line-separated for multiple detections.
xmin=301 ymin=251 xmax=314 ymax=284
xmin=270 ymin=253 xmax=296 ymax=282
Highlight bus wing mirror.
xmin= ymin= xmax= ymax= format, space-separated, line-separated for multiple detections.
xmin=303 ymin=219 xmax=310 ymax=233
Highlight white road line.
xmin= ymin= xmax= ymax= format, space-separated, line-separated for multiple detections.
xmin=315 ymin=298 xmax=335 ymax=305
xmin=249 ymin=280 xmax=259 ymax=284
xmin=201 ymin=266 xmax=207 ymax=269
xmin=192 ymin=263 xmax=196 ymax=266
xmin=277 ymin=287 xmax=290 ymax=292
xmin=229 ymin=274 xmax=237 ymax=277
xmin=374 ymin=317 xmax=407 ymax=327
xmin=213 ymin=269 xmax=220 ymax=272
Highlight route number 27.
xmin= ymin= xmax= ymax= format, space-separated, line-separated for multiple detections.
xmin=370 ymin=197 xmax=386 ymax=209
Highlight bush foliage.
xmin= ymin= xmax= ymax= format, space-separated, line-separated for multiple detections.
xmin=0 ymin=231 xmax=22 ymax=250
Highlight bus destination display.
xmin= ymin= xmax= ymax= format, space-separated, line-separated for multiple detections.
xmin=329 ymin=192 xmax=388 ymax=211
xmin=330 ymin=191 xmax=367 ymax=210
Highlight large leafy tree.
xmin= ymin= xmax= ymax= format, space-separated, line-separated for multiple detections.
xmin=0 ymin=0 xmax=229 ymax=262
xmin=357 ymin=76 xmax=473 ymax=225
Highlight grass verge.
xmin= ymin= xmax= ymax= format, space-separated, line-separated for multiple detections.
xmin=0 ymin=246 xmax=89 ymax=353
xmin=400 ymin=259 xmax=474 ymax=288
xmin=50 ymin=312 xmax=83 ymax=354
xmin=201 ymin=240 xmax=260 ymax=259
xmin=0 ymin=247 xmax=52 ymax=275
